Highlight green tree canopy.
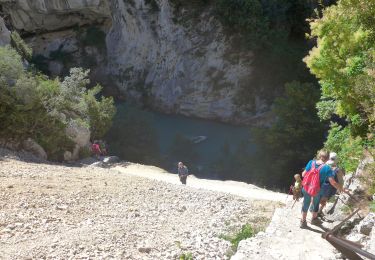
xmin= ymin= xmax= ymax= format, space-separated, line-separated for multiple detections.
xmin=304 ymin=0 xmax=375 ymax=135
xmin=0 ymin=46 xmax=115 ymax=160
xmin=249 ymin=81 xmax=325 ymax=188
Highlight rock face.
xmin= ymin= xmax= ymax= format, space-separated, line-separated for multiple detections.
xmin=1 ymin=0 xmax=270 ymax=124
xmin=0 ymin=0 xmax=110 ymax=32
xmin=0 ymin=16 xmax=11 ymax=46
xmin=106 ymin=0 xmax=261 ymax=124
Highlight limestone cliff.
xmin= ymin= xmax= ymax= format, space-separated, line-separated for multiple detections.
xmin=0 ymin=0 xmax=110 ymax=32
xmin=0 ymin=0 xmax=270 ymax=124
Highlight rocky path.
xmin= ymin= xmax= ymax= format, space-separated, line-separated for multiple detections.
xmin=0 ymin=151 xmax=281 ymax=259
xmin=232 ymin=199 xmax=338 ymax=260
xmin=112 ymin=163 xmax=286 ymax=203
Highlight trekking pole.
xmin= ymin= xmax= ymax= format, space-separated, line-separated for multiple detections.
xmin=291 ymin=199 xmax=298 ymax=209
xmin=327 ymin=196 xmax=339 ymax=215
xmin=285 ymin=184 xmax=293 ymax=204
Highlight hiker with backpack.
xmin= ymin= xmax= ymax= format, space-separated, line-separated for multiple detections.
xmin=300 ymin=150 xmax=347 ymax=228
xmin=91 ymin=140 xmax=102 ymax=160
xmin=178 ymin=162 xmax=189 ymax=185
xmin=318 ymin=152 xmax=345 ymax=215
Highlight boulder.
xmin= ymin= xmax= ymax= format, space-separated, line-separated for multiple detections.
xmin=0 ymin=16 xmax=11 ymax=46
xmin=65 ymin=121 xmax=90 ymax=161
xmin=0 ymin=139 xmax=21 ymax=150
xmin=103 ymin=156 xmax=119 ymax=164
xmin=63 ymin=151 xmax=73 ymax=161
xmin=346 ymin=232 xmax=366 ymax=244
xmin=22 ymin=138 xmax=47 ymax=160
xmin=357 ymin=213 xmax=375 ymax=236
xmin=66 ymin=121 xmax=90 ymax=148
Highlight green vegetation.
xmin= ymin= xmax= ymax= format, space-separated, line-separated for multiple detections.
xmin=145 ymin=0 xmax=160 ymax=12
xmin=370 ymin=201 xmax=375 ymax=213
xmin=324 ymin=123 xmax=364 ymax=172
xmin=249 ymin=81 xmax=325 ymax=188
xmin=179 ymin=252 xmax=193 ymax=260
xmin=304 ymin=0 xmax=375 ymax=137
xmin=220 ymin=224 xmax=255 ymax=253
xmin=49 ymin=46 xmax=74 ymax=66
xmin=216 ymin=0 xmax=266 ymax=48
xmin=304 ymin=0 xmax=374 ymax=179
xmin=10 ymin=31 xmax=32 ymax=61
xmin=0 ymin=45 xmax=115 ymax=160
xmin=80 ymin=26 xmax=107 ymax=51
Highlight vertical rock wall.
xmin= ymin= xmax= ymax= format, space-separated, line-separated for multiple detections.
xmin=1 ymin=0 xmax=271 ymax=124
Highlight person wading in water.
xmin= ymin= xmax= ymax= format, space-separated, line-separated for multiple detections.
xmin=178 ymin=162 xmax=189 ymax=185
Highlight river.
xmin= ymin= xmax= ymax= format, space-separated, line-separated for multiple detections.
xmin=106 ymin=103 xmax=256 ymax=181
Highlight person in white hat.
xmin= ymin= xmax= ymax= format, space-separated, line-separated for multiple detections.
xmin=318 ymin=152 xmax=345 ymax=215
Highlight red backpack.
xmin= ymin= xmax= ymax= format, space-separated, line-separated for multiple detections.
xmin=302 ymin=161 xmax=325 ymax=197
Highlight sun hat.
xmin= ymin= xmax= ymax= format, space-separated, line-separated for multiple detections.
xmin=327 ymin=152 xmax=337 ymax=165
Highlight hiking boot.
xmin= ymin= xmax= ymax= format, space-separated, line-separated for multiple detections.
xmin=300 ymin=220 xmax=308 ymax=229
xmin=311 ymin=218 xmax=322 ymax=226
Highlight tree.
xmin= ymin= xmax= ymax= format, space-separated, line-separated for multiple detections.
xmin=304 ymin=0 xmax=375 ymax=135
xmin=0 ymin=46 xmax=115 ymax=160
xmin=249 ymin=81 xmax=326 ymax=188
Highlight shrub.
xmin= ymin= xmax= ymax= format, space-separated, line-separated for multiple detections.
xmin=85 ymin=85 xmax=116 ymax=139
xmin=49 ymin=46 xmax=73 ymax=66
xmin=215 ymin=0 xmax=267 ymax=47
xmin=179 ymin=252 xmax=193 ymax=260
xmin=10 ymin=31 xmax=32 ymax=61
xmin=81 ymin=26 xmax=106 ymax=51
xmin=324 ymin=123 xmax=364 ymax=173
xmin=220 ymin=224 xmax=255 ymax=252
xmin=0 ymin=46 xmax=115 ymax=160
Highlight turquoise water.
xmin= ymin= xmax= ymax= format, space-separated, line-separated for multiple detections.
xmin=107 ymin=103 xmax=255 ymax=179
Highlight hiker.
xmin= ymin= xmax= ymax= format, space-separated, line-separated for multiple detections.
xmin=99 ymin=140 xmax=108 ymax=156
xmin=292 ymin=174 xmax=302 ymax=201
xmin=91 ymin=141 xmax=102 ymax=160
xmin=318 ymin=152 xmax=345 ymax=215
xmin=300 ymin=150 xmax=346 ymax=228
xmin=178 ymin=162 xmax=189 ymax=185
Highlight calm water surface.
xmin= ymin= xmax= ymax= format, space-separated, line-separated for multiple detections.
xmin=108 ymin=103 xmax=256 ymax=179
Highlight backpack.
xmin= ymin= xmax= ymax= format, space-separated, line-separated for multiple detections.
xmin=302 ymin=161 xmax=325 ymax=197
xmin=92 ymin=143 xmax=100 ymax=154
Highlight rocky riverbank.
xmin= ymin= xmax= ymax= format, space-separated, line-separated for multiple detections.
xmin=0 ymin=148 xmax=281 ymax=259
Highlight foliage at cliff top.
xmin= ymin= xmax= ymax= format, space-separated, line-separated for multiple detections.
xmin=304 ymin=0 xmax=375 ymax=136
xmin=304 ymin=0 xmax=374 ymax=173
xmin=0 ymin=45 xmax=115 ymax=160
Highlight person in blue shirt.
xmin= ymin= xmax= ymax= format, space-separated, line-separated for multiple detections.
xmin=319 ymin=152 xmax=345 ymax=215
xmin=300 ymin=150 xmax=345 ymax=228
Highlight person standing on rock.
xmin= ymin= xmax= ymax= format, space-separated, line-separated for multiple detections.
xmin=178 ymin=162 xmax=189 ymax=185
xmin=300 ymin=150 xmax=345 ymax=228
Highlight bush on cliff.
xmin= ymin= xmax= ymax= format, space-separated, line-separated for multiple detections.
xmin=0 ymin=45 xmax=115 ymax=160
xmin=305 ymin=0 xmax=374 ymax=176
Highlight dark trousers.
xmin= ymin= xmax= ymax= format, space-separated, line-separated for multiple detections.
xmin=179 ymin=175 xmax=187 ymax=185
